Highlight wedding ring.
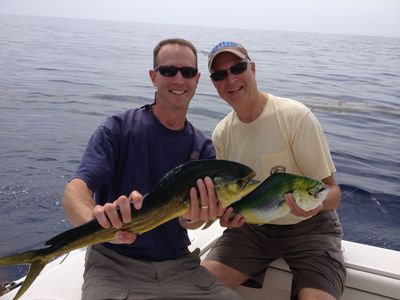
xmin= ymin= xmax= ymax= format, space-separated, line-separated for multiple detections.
xmin=200 ymin=204 xmax=209 ymax=209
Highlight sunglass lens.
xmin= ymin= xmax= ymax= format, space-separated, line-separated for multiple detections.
xmin=210 ymin=62 xmax=248 ymax=81
xmin=157 ymin=66 xmax=197 ymax=78
xmin=210 ymin=70 xmax=228 ymax=81
xmin=230 ymin=62 xmax=248 ymax=74
xmin=180 ymin=67 xmax=198 ymax=78
xmin=157 ymin=66 xmax=178 ymax=77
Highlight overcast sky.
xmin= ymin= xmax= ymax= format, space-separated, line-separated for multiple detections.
xmin=1 ymin=0 xmax=399 ymax=38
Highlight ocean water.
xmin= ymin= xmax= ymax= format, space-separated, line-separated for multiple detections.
xmin=0 ymin=14 xmax=399 ymax=283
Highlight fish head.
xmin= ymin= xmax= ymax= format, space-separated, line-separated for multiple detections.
xmin=293 ymin=179 xmax=329 ymax=211
xmin=213 ymin=169 xmax=258 ymax=208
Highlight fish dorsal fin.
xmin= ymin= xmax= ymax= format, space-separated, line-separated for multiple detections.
xmin=157 ymin=160 xmax=194 ymax=188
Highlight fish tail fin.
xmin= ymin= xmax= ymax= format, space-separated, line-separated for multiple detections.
xmin=0 ymin=248 xmax=50 ymax=300
xmin=13 ymin=259 xmax=48 ymax=300
xmin=201 ymin=219 xmax=216 ymax=230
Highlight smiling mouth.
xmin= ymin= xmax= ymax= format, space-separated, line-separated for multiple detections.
xmin=228 ymin=86 xmax=243 ymax=94
xmin=171 ymin=90 xmax=186 ymax=95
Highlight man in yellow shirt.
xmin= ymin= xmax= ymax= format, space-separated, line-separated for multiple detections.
xmin=202 ymin=41 xmax=346 ymax=300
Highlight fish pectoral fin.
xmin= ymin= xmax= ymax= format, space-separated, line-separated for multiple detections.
xmin=201 ymin=219 xmax=216 ymax=230
xmin=13 ymin=259 xmax=48 ymax=300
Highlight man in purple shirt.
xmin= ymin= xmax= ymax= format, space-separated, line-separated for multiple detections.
xmin=62 ymin=38 xmax=242 ymax=300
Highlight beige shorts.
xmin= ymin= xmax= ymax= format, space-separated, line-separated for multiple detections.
xmin=82 ymin=244 xmax=242 ymax=300
xmin=205 ymin=210 xmax=346 ymax=300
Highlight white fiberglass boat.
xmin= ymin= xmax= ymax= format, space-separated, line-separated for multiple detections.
xmin=1 ymin=223 xmax=400 ymax=300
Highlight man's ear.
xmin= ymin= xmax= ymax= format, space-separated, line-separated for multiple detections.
xmin=250 ymin=61 xmax=256 ymax=72
xmin=149 ymin=69 xmax=157 ymax=87
xmin=195 ymin=71 xmax=201 ymax=84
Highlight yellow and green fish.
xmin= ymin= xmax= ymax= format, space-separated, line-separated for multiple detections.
xmin=229 ymin=172 xmax=328 ymax=224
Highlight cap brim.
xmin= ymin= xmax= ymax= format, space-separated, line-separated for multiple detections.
xmin=208 ymin=49 xmax=247 ymax=71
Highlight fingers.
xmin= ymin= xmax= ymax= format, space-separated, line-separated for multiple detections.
xmin=185 ymin=177 xmax=220 ymax=223
xmin=220 ymin=207 xmax=245 ymax=229
xmin=285 ymin=193 xmax=321 ymax=218
xmin=92 ymin=192 xmax=143 ymax=245
xmin=307 ymin=204 xmax=323 ymax=217
xmin=93 ymin=204 xmax=112 ymax=228
xmin=93 ymin=200 xmax=125 ymax=229
xmin=197 ymin=178 xmax=209 ymax=221
xmin=111 ymin=231 xmax=137 ymax=244
xmin=285 ymin=193 xmax=300 ymax=215
xmin=129 ymin=190 xmax=143 ymax=210
xmin=117 ymin=195 xmax=132 ymax=224
xmin=187 ymin=186 xmax=200 ymax=220
xmin=93 ymin=191 xmax=143 ymax=229
xmin=184 ymin=177 xmax=246 ymax=230
xmin=204 ymin=177 xmax=218 ymax=220
xmin=220 ymin=207 xmax=233 ymax=227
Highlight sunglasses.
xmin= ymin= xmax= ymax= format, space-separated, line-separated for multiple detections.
xmin=155 ymin=65 xmax=198 ymax=79
xmin=210 ymin=61 xmax=248 ymax=81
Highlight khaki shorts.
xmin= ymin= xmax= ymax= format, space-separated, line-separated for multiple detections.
xmin=82 ymin=244 xmax=242 ymax=300
xmin=205 ymin=210 xmax=346 ymax=300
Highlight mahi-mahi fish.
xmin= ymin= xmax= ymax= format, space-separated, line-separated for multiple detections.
xmin=229 ymin=172 xmax=329 ymax=224
xmin=0 ymin=159 xmax=257 ymax=299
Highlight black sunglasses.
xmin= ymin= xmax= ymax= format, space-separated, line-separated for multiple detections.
xmin=155 ymin=65 xmax=198 ymax=79
xmin=210 ymin=61 xmax=248 ymax=81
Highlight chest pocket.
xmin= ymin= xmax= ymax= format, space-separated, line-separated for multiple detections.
xmin=260 ymin=150 xmax=293 ymax=179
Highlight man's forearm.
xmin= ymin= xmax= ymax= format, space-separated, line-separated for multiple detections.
xmin=62 ymin=178 xmax=95 ymax=226
xmin=321 ymin=176 xmax=342 ymax=211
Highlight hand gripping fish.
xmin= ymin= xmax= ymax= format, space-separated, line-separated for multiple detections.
xmin=0 ymin=159 xmax=257 ymax=299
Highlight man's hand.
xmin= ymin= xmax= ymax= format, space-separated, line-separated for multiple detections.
xmin=188 ymin=177 xmax=222 ymax=221
xmin=93 ymin=191 xmax=143 ymax=244
xmin=180 ymin=176 xmax=245 ymax=230
xmin=219 ymin=207 xmax=246 ymax=229
xmin=180 ymin=177 xmax=225 ymax=229
xmin=285 ymin=193 xmax=322 ymax=218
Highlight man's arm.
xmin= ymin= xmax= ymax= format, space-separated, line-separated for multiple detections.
xmin=62 ymin=178 xmax=138 ymax=244
xmin=320 ymin=175 xmax=341 ymax=211
xmin=62 ymin=178 xmax=95 ymax=226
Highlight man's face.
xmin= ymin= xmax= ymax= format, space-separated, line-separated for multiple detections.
xmin=210 ymin=52 xmax=255 ymax=107
xmin=150 ymin=44 xmax=200 ymax=111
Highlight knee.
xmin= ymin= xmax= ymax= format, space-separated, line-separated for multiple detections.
xmin=202 ymin=260 xmax=248 ymax=289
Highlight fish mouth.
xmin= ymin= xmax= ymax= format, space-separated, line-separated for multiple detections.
xmin=315 ymin=185 xmax=328 ymax=198
xmin=245 ymin=178 xmax=260 ymax=188
xmin=242 ymin=171 xmax=257 ymax=188
xmin=240 ymin=171 xmax=259 ymax=196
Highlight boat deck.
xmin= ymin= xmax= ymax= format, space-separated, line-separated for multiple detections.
xmin=1 ymin=223 xmax=400 ymax=299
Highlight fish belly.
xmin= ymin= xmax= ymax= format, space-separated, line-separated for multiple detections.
xmin=241 ymin=203 xmax=290 ymax=224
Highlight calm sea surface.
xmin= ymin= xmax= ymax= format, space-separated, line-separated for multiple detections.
xmin=0 ymin=15 xmax=399 ymax=283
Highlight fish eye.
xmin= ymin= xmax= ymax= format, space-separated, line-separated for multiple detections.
xmin=213 ymin=177 xmax=223 ymax=186
xmin=181 ymin=195 xmax=190 ymax=203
